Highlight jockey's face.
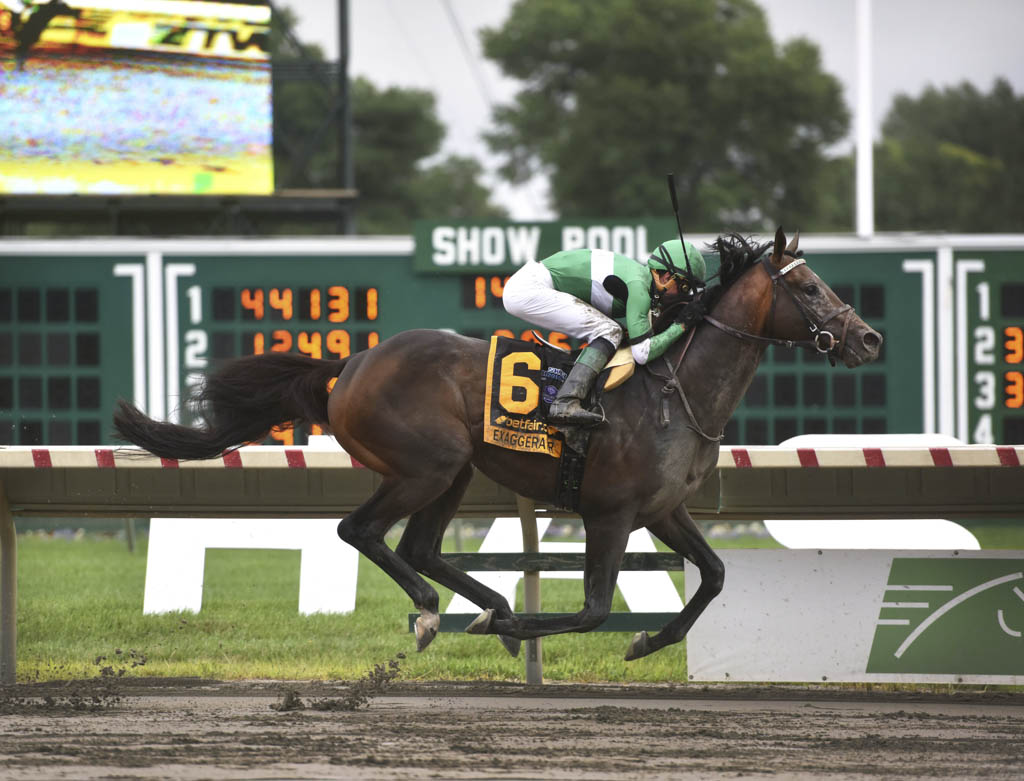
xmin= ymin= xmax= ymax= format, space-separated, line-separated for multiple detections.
xmin=652 ymin=270 xmax=693 ymax=309
xmin=652 ymin=269 xmax=681 ymax=296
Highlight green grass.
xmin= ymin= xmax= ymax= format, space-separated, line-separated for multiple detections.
xmin=16 ymin=529 xmax=697 ymax=683
xmin=15 ymin=520 xmax=1020 ymax=683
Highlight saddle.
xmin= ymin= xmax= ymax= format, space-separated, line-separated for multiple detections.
xmin=530 ymin=331 xmax=635 ymax=391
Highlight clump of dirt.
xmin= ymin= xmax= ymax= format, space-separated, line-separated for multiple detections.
xmin=95 ymin=648 xmax=148 ymax=678
xmin=270 ymin=654 xmax=405 ymax=713
xmin=0 ymin=648 xmax=148 ymax=713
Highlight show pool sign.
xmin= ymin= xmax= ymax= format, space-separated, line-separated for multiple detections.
xmin=685 ymin=550 xmax=1024 ymax=684
xmin=413 ymin=219 xmax=678 ymax=273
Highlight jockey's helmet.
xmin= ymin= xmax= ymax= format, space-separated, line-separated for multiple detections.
xmin=647 ymin=240 xmax=706 ymax=285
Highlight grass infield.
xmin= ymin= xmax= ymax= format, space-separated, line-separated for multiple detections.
xmin=15 ymin=521 xmax=1019 ymax=683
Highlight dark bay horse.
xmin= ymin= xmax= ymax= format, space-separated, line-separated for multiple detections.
xmin=114 ymin=228 xmax=882 ymax=660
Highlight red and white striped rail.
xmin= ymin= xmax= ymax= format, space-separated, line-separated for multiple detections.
xmin=0 ymin=446 xmax=365 ymax=470
xmin=0 ymin=445 xmax=1021 ymax=470
xmin=719 ymin=445 xmax=1024 ymax=469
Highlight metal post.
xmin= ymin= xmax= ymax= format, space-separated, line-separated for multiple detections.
xmin=124 ymin=518 xmax=137 ymax=553
xmin=337 ymin=0 xmax=353 ymax=234
xmin=0 ymin=481 xmax=16 ymax=685
xmin=855 ymin=0 xmax=874 ymax=238
xmin=516 ymin=494 xmax=542 ymax=684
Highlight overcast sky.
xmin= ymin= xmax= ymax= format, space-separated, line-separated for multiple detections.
xmin=283 ymin=0 xmax=1024 ymax=220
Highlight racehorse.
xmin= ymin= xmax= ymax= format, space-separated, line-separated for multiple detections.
xmin=114 ymin=228 xmax=882 ymax=660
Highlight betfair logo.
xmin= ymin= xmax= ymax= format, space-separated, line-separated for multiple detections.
xmin=867 ymin=559 xmax=1024 ymax=675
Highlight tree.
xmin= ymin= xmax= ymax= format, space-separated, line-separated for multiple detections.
xmin=874 ymin=79 xmax=1024 ymax=231
xmin=271 ymin=6 xmax=506 ymax=234
xmin=350 ymin=79 xmax=508 ymax=233
xmin=481 ymin=0 xmax=850 ymax=232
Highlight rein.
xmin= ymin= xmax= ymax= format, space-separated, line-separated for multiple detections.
xmin=703 ymin=252 xmax=854 ymax=365
xmin=648 ymin=328 xmax=724 ymax=442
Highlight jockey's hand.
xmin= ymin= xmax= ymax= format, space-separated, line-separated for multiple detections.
xmin=674 ymin=296 xmax=707 ymax=329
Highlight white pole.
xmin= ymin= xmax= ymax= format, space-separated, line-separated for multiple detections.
xmin=855 ymin=0 xmax=874 ymax=237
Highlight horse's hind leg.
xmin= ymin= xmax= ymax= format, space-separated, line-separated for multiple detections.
xmin=337 ymin=475 xmax=458 ymax=652
xmin=624 ymin=503 xmax=724 ymax=661
xmin=394 ymin=464 xmax=522 ymax=658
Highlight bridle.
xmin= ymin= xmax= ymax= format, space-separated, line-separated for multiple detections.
xmin=702 ymin=251 xmax=855 ymax=366
xmin=650 ymin=247 xmax=857 ymax=442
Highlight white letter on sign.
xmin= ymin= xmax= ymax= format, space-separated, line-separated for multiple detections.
xmin=562 ymin=226 xmax=585 ymax=250
xmin=507 ymin=226 xmax=541 ymax=265
xmin=432 ymin=226 xmax=455 ymax=265
xmin=482 ymin=226 xmax=506 ymax=265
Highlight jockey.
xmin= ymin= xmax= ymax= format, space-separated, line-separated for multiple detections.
xmin=503 ymin=239 xmax=707 ymax=426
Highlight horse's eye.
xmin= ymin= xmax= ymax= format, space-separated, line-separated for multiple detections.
xmin=803 ymin=284 xmax=819 ymax=296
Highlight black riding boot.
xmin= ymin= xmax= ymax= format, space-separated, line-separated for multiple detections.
xmin=548 ymin=338 xmax=616 ymax=426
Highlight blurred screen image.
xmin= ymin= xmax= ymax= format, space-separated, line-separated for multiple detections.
xmin=0 ymin=0 xmax=273 ymax=195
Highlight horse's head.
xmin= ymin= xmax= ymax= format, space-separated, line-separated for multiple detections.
xmin=760 ymin=227 xmax=882 ymax=368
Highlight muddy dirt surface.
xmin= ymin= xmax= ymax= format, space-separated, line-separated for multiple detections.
xmin=1 ymin=679 xmax=1023 ymax=779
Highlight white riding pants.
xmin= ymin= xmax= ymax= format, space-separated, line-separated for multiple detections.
xmin=503 ymin=261 xmax=624 ymax=347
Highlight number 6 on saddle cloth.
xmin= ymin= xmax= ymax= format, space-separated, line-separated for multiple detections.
xmin=483 ymin=333 xmax=634 ymax=511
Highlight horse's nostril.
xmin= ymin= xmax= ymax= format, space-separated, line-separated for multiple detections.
xmin=863 ymin=331 xmax=882 ymax=350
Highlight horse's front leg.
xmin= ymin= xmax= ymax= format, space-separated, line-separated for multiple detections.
xmin=624 ymin=503 xmax=724 ymax=661
xmin=467 ymin=512 xmax=633 ymax=640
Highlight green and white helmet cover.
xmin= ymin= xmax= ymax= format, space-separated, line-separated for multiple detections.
xmin=647 ymin=239 xmax=706 ymax=284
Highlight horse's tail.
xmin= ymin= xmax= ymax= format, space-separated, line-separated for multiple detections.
xmin=112 ymin=353 xmax=349 ymax=460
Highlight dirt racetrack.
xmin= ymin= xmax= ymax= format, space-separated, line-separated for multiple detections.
xmin=1 ymin=679 xmax=1023 ymax=779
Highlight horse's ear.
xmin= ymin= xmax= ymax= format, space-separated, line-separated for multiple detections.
xmin=771 ymin=226 xmax=786 ymax=264
xmin=785 ymin=230 xmax=800 ymax=256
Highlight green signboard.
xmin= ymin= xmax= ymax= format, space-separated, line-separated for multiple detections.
xmin=868 ymin=558 xmax=1024 ymax=676
xmin=2 ymin=233 xmax=1022 ymax=446
xmin=412 ymin=219 xmax=678 ymax=274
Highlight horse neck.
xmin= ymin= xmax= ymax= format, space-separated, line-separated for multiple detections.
xmin=668 ymin=263 xmax=774 ymax=433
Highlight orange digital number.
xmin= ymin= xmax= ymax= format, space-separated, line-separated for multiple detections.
xmin=327 ymin=329 xmax=351 ymax=358
xmin=252 ymin=333 xmax=265 ymax=354
xmin=269 ymin=288 xmax=293 ymax=320
xmin=519 ymin=330 xmax=571 ymax=350
xmin=365 ymin=287 xmax=379 ymax=320
xmin=327 ymin=285 xmax=349 ymax=323
xmin=1006 ymin=371 xmax=1024 ymax=408
xmin=1004 ymin=326 xmax=1023 ymax=364
xmin=473 ymin=276 xmax=487 ymax=309
xmin=241 ymin=288 xmax=264 ymax=320
xmin=493 ymin=328 xmax=516 ymax=340
xmin=546 ymin=331 xmax=571 ymax=350
xmin=309 ymin=289 xmax=322 ymax=320
xmin=270 ymin=329 xmax=292 ymax=352
xmin=297 ymin=331 xmax=322 ymax=359
xmin=366 ymin=331 xmax=379 ymax=349
xmin=490 ymin=276 xmax=507 ymax=299
xmin=269 ymin=425 xmax=294 ymax=446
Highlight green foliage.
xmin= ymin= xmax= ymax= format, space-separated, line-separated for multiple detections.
xmin=352 ymin=80 xmax=508 ymax=233
xmin=481 ymin=0 xmax=850 ymax=231
xmin=271 ymin=5 xmax=506 ymax=233
xmin=875 ymin=79 xmax=1024 ymax=231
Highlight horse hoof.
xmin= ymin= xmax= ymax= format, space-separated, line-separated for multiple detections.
xmin=465 ymin=608 xmax=494 ymax=635
xmin=624 ymin=630 xmax=652 ymax=661
xmin=498 ymin=634 xmax=521 ymax=658
xmin=414 ymin=610 xmax=440 ymax=652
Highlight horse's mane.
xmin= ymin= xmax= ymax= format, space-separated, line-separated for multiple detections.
xmin=653 ymin=233 xmax=773 ymax=333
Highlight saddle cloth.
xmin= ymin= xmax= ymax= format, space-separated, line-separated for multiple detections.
xmin=482 ymin=335 xmax=634 ymax=458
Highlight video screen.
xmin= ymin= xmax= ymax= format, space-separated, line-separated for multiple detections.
xmin=0 ymin=0 xmax=273 ymax=195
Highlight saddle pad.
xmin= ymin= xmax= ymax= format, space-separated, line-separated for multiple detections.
xmin=483 ymin=336 xmax=564 ymax=458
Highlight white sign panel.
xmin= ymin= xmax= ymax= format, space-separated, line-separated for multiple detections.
xmin=685 ymin=549 xmax=1024 ymax=684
